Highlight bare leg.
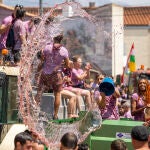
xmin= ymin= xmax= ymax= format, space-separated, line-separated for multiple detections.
xmin=53 ymin=91 xmax=61 ymax=119
xmin=65 ymin=88 xmax=81 ymax=112
xmin=80 ymin=89 xmax=92 ymax=110
xmin=61 ymin=90 xmax=77 ymax=118
xmin=34 ymin=85 xmax=45 ymax=106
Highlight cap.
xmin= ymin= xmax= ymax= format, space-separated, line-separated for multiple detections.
xmin=131 ymin=126 xmax=149 ymax=141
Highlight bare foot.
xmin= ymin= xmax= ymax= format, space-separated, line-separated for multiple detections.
xmin=72 ymin=114 xmax=79 ymax=118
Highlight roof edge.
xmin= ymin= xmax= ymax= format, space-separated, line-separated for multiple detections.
xmin=0 ymin=3 xmax=36 ymax=17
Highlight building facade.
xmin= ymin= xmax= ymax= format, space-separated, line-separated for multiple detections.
xmin=124 ymin=6 xmax=150 ymax=70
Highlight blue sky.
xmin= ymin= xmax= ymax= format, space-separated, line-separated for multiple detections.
xmin=3 ymin=0 xmax=150 ymax=7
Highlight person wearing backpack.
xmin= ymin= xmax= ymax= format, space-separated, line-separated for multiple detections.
xmin=0 ymin=4 xmax=24 ymax=52
xmin=12 ymin=8 xmax=27 ymax=64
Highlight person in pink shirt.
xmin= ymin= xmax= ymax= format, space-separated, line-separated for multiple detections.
xmin=12 ymin=8 xmax=26 ymax=64
xmin=64 ymin=55 xmax=92 ymax=111
xmin=94 ymin=76 xmax=120 ymax=120
xmin=122 ymin=101 xmax=134 ymax=119
xmin=35 ymin=34 xmax=70 ymax=120
xmin=131 ymin=78 xmax=150 ymax=121
xmin=23 ymin=17 xmax=41 ymax=40
xmin=95 ymin=91 xmax=120 ymax=120
xmin=0 ymin=4 xmax=24 ymax=51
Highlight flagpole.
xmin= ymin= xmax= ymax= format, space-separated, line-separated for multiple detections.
xmin=122 ymin=42 xmax=134 ymax=84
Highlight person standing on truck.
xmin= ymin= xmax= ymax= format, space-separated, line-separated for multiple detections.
xmin=35 ymin=34 xmax=70 ymax=120
xmin=131 ymin=77 xmax=150 ymax=121
xmin=0 ymin=4 xmax=24 ymax=51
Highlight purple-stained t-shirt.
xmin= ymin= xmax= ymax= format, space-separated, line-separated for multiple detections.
xmin=94 ymin=90 xmax=119 ymax=120
xmin=91 ymin=82 xmax=99 ymax=90
xmin=100 ymin=95 xmax=119 ymax=120
xmin=13 ymin=19 xmax=26 ymax=50
xmin=23 ymin=20 xmax=35 ymax=37
xmin=131 ymin=93 xmax=145 ymax=121
xmin=123 ymin=110 xmax=134 ymax=119
xmin=0 ymin=15 xmax=13 ymax=50
xmin=71 ymin=68 xmax=84 ymax=86
xmin=42 ymin=44 xmax=69 ymax=74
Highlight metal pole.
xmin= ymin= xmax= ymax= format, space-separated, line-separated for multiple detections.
xmin=39 ymin=0 xmax=43 ymax=16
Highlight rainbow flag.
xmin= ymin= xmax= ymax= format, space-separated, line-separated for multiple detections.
xmin=122 ymin=43 xmax=136 ymax=85
xmin=128 ymin=44 xmax=136 ymax=72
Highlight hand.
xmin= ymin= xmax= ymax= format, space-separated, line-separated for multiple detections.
xmin=63 ymin=76 xmax=68 ymax=81
xmin=7 ymin=23 xmax=11 ymax=28
xmin=85 ymin=62 xmax=92 ymax=70
xmin=143 ymin=120 xmax=150 ymax=127
xmin=100 ymin=92 xmax=106 ymax=97
xmin=147 ymin=104 xmax=150 ymax=107
xmin=69 ymin=60 xmax=74 ymax=68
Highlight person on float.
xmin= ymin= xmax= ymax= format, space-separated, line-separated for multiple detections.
xmin=64 ymin=55 xmax=92 ymax=111
xmin=0 ymin=4 xmax=24 ymax=51
xmin=35 ymin=34 xmax=70 ymax=120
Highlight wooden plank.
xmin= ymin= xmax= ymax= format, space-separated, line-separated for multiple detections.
xmin=0 ymin=66 xmax=19 ymax=76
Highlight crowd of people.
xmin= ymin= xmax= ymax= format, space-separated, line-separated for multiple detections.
xmin=14 ymin=124 xmax=150 ymax=150
xmin=1 ymin=4 xmax=150 ymax=121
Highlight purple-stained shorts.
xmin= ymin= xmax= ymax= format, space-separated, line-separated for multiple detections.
xmin=39 ymin=71 xmax=63 ymax=92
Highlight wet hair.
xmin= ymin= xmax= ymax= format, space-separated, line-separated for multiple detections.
xmin=31 ymin=17 xmax=41 ymax=25
xmin=122 ymin=101 xmax=130 ymax=108
xmin=72 ymin=55 xmax=81 ymax=62
xmin=24 ymin=129 xmax=44 ymax=145
xmin=15 ymin=8 xmax=26 ymax=19
xmin=137 ymin=78 xmax=150 ymax=103
xmin=53 ymin=34 xmax=63 ymax=43
xmin=96 ymin=74 xmax=105 ymax=80
xmin=111 ymin=139 xmax=127 ymax=150
xmin=14 ymin=132 xmax=33 ymax=147
xmin=24 ymin=129 xmax=32 ymax=135
xmin=78 ymin=143 xmax=89 ymax=150
xmin=60 ymin=132 xmax=78 ymax=149
xmin=14 ymin=52 xmax=21 ymax=63
xmin=15 ymin=4 xmax=24 ymax=9
xmin=138 ymin=77 xmax=149 ymax=88
xmin=45 ymin=16 xmax=54 ymax=24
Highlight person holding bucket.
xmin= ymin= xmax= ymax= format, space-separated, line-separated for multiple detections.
xmin=94 ymin=76 xmax=120 ymax=120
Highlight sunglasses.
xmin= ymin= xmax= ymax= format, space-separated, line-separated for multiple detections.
xmin=15 ymin=4 xmax=23 ymax=9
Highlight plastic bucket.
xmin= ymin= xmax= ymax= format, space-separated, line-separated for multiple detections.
xmin=99 ymin=77 xmax=115 ymax=96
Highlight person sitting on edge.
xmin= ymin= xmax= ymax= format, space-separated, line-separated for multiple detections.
xmin=64 ymin=55 xmax=92 ymax=111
